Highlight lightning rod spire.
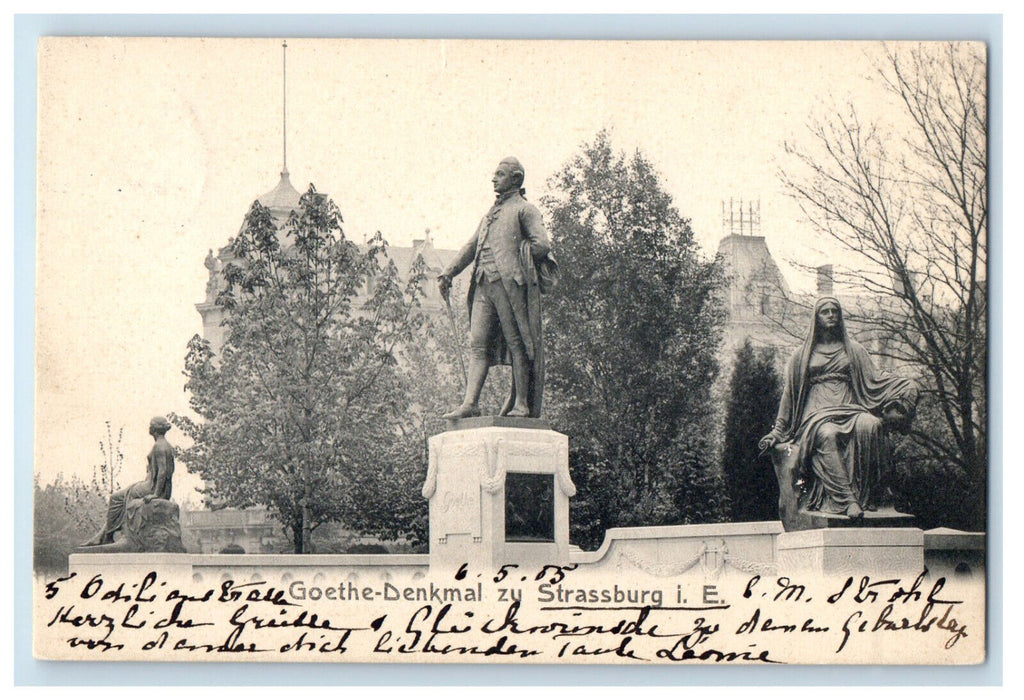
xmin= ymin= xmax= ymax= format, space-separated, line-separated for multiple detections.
xmin=282 ymin=39 xmax=288 ymax=175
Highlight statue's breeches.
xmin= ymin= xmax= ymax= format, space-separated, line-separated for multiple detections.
xmin=470 ymin=279 xmax=529 ymax=363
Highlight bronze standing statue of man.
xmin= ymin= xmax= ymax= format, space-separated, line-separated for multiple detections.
xmin=439 ymin=157 xmax=556 ymax=419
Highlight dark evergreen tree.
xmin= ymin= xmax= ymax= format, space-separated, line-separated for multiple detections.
xmin=722 ymin=340 xmax=783 ymax=522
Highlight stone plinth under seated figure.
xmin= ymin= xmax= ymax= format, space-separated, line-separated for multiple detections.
xmin=75 ymin=498 xmax=187 ymax=554
xmin=776 ymin=527 xmax=924 ymax=575
xmin=798 ymin=506 xmax=914 ymax=530
xmin=423 ymin=424 xmax=574 ymax=570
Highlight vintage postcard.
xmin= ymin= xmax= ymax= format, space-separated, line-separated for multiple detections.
xmin=32 ymin=37 xmax=988 ymax=665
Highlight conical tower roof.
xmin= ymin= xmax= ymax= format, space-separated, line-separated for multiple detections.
xmin=258 ymin=168 xmax=302 ymax=221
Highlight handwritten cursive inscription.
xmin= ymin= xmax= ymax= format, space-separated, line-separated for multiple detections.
xmin=36 ymin=565 xmax=981 ymax=664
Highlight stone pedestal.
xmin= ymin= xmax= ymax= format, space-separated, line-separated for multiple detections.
xmin=923 ymin=527 xmax=985 ymax=581
xmin=76 ymin=499 xmax=187 ymax=554
xmin=799 ymin=506 xmax=915 ymax=529
xmin=422 ymin=421 xmax=574 ymax=570
xmin=776 ymin=527 xmax=923 ymax=575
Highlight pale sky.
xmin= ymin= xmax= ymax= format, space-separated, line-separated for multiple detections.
xmin=36 ymin=38 xmax=915 ymax=492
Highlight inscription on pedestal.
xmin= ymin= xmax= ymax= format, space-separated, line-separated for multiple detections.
xmin=432 ymin=442 xmax=484 ymax=540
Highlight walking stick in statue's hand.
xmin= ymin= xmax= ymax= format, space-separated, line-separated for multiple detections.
xmin=439 ymin=275 xmax=468 ymax=389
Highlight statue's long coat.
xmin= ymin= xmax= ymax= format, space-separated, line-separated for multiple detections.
xmin=445 ymin=190 xmax=552 ymax=417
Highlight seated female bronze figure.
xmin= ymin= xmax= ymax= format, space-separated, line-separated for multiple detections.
xmin=758 ymin=298 xmax=918 ymax=527
xmin=82 ymin=416 xmax=175 ymax=546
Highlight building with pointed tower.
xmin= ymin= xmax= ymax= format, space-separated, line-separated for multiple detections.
xmin=185 ymin=41 xmax=457 ymax=552
xmin=196 ymin=41 xmax=456 ymax=356
xmin=195 ymin=167 xmax=303 ymax=353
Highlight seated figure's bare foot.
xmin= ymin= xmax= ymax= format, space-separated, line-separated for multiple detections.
xmin=80 ymin=532 xmax=106 ymax=547
xmin=846 ymin=503 xmax=864 ymax=520
xmin=442 ymin=404 xmax=481 ymax=420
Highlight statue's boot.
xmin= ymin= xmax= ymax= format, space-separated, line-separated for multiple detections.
xmin=505 ymin=357 xmax=531 ymax=417
xmin=443 ymin=358 xmax=488 ymax=419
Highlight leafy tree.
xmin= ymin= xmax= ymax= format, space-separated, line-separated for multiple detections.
xmin=542 ymin=131 xmax=728 ymax=549
xmin=722 ymin=340 xmax=782 ymax=522
xmin=780 ymin=43 xmax=986 ymax=529
xmin=34 ymin=474 xmax=107 ymax=574
xmin=174 ymin=185 xmax=430 ymax=553
xmin=34 ymin=422 xmax=128 ymax=572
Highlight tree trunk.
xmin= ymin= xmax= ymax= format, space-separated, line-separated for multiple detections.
xmin=291 ymin=515 xmax=304 ymax=554
xmin=301 ymin=492 xmax=311 ymax=554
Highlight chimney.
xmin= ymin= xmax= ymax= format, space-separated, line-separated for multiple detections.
xmin=816 ymin=265 xmax=834 ymax=297
xmin=413 ymin=228 xmax=432 ymax=251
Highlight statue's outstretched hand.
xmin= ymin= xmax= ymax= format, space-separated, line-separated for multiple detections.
xmin=438 ymin=274 xmax=452 ymax=301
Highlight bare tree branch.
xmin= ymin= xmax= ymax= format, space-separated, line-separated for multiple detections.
xmin=780 ymin=42 xmax=986 ymax=482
